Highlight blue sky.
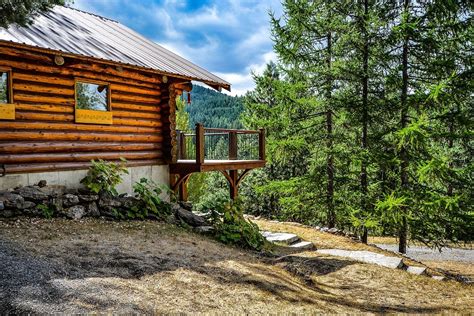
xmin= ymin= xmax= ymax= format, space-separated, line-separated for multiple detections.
xmin=72 ymin=0 xmax=283 ymax=95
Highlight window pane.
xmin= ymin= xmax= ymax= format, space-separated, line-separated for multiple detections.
xmin=0 ymin=72 xmax=8 ymax=104
xmin=76 ymin=82 xmax=108 ymax=111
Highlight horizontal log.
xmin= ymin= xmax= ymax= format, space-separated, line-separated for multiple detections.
xmin=13 ymin=82 xmax=74 ymax=96
xmin=13 ymin=72 xmax=74 ymax=86
xmin=0 ymin=121 xmax=161 ymax=134
xmin=0 ymin=131 xmax=163 ymax=142
xmin=0 ymin=150 xmax=163 ymax=164
xmin=0 ymin=46 xmax=52 ymax=63
xmin=0 ymin=141 xmax=162 ymax=154
xmin=0 ymin=57 xmax=160 ymax=89
xmin=3 ymin=159 xmax=166 ymax=174
xmin=111 ymin=92 xmax=160 ymax=104
xmin=68 ymin=61 xmax=161 ymax=85
xmin=112 ymin=110 xmax=161 ymax=120
xmin=14 ymin=93 xmax=74 ymax=105
xmin=15 ymin=103 xmax=74 ymax=114
xmin=16 ymin=111 xmax=74 ymax=122
xmin=111 ymin=83 xmax=161 ymax=96
xmin=111 ymin=102 xmax=161 ymax=113
xmin=113 ymin=117 xmax=162 ymax=127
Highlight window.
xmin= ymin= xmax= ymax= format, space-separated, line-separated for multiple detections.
xmin=76 ymin=81 xmax=109 ymax=111
xmin=75 ymin=80 xmax=112 ymax=125
xmin=0 ymin=69 xmax=12 ymax=104
xmin=0 ymin=68 xmax=14 ymax=120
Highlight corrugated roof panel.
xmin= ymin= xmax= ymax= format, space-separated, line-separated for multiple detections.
xmin=0 ymin=6 xmax=230 ymax=90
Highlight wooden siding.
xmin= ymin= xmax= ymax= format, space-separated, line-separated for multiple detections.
xmin=0 ymin=45 xmax=176 ymax=174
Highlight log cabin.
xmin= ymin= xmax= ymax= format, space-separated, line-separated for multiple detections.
xmin=0 ymin=6 xmax=265 ymax=199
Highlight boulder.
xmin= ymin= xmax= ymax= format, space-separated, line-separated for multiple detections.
xmin=13 ymin=186 xmax=48 ymax=201
xmin=0 ymin=192 xmax=25 ymax=209
xmin=62 ymin=194 xmax=79 ymax=207
xmin=65 ymin=205 xmax=85 ymax=220
xmin=118 ymin=196 xmax=140 ymax=209
xmin=78 ymin=194 xmax=99 ymax=202
xmin=178 ymin=201 xmax=193 ymax=211
xmin=51 ymin=197 xmax=64 ymax=212
xmin=22 ymin=201 xmax=36 ymax=209
xmin=85 ymin=202 xmax=100 ymax=217
xmin=194 ymin=226 xmax=215 ymax=234
xmin=39 ymin=185 xmax=66 ymax=198
xmin=37 ymin=180 xmax=47 ymax=188
xmin=173 ymin=204 xmax=208 ymax=227
xmin=99 ymin=196 xmax=122 ymax=208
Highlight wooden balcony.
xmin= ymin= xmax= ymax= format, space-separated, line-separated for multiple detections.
xmin=170 ymin=123 xmax=266 ymax=200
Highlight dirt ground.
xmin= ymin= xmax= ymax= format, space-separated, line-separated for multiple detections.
xmin=0 ymin=217 xmax=472 ymax=314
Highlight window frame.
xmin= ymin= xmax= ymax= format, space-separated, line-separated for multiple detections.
xmin=74 ymin=78 xmax=113 ymax=125
xmin=0 ymin=67 xmax=15 ymax=121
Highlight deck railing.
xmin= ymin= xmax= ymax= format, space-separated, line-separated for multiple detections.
xmin=177 ymin=123 xmax=265 ymax=163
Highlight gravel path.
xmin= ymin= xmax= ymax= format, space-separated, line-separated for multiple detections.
xmin=376 ymin=244 xmax=474 ymax=263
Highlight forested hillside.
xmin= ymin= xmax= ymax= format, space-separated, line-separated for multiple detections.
xmin=184 ymin=85 xmax=244 ymax=129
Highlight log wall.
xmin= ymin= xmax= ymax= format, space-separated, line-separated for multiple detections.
xmin=0 ymin=44 xmax=178 ymax=174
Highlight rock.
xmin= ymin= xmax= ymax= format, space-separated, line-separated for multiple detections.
xmin=261 ymin=231 xmax=300 ymax=245
xmin=289 ymin=241 xmax=314 ymax=250
xmin=328 ymin=228 xmax=339 ymax=234
xmin=62 ymin=194 xmax=79 ymax=207
xmin=51 ymin=197 xmax=63 ymax=212
xmin=194 ymin=226 xmax=215 ymax=234
xmin=99 ymin=196 xmax=122 ymax=208
xmin=118 ymin=196 xmax=140 ymax=209
xmin=65 ymin=205 xmax=85 ymax=220
xmin=320 ymin=227 xmax=329 ymax=232
xmin=99 ymin=206 xmax=118 ymax=218
xmin=78 ymin=194 xmax=99 ymax=202
xmin=39 ymin=185 xmax=66 ymax=198
xmin=86 ymin=202 xmax=100 ymax=217
xmin=178 ymin=201 xmax=193 ymax=211
xmin=13 ymin=186 xmax=48 ymax=201
xmin=0 ymin=193 xmax=25 ymax=209
xmin=0 ymin=201 xmax=4 ymax=211
xmin=37 ymin=180 xmax=47 ymax=188
xmin=406 ymin=266 xmax=426 ymax=275
xmin=317 ymin=249 xmax=404 ymax=269
xmin=1 ymin=209 xmax=14 ymax=217
xmin=173 ymin=204 xmax=208 ymax=227
xmin=22 ymin=201 xmax=36 ymax=209
xmin=432 ymin=275 xmax=445 ymax=281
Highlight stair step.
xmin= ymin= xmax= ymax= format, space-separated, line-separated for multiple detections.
xmin=289 ymin=241 xmax=314 ymax=249
xmin=262 ymin=231 xmax=300 ymax=245
xmin=406 ymin=266 xmax=427 ymax=275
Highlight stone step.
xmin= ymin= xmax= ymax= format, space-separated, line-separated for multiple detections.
xmin=261 ymin=231 xmax=300 ymax=245
xmin=317 ymin=249 xmax=403 ymax=269
xmin=406 ymin=266 xmax=427 ymax=275
xmin=289 ymin=241 xmax=314 ymax=250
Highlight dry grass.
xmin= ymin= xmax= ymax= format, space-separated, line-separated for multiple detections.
xmin=369 ymin=236 xmax=473 ymax=249
xmin=0 ymin=217 xmax=472 ymax=314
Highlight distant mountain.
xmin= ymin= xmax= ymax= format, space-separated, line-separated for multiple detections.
xmin=183 ymin=84 xmax=244 ymax=129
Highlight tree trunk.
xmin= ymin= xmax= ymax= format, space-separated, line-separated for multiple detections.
xmin=360 ymin=0 xmax=370 ymax=243
xmin=399 ymin=0 xmax=410 ymax=254
xmin=326 ymin=31 xmax=335 ymax=228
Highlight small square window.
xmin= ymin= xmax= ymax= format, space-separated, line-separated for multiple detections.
xmin=0 ymin=70 xmax=11 ymax=104
xmin=76 ymin=81 xmax=109 ymax=111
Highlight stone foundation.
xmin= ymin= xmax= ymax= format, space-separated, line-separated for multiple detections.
xmin=0 ymin=165 xmax=170 ymax=196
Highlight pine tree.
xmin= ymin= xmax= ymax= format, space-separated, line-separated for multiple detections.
xmin=0 ymin=0 xmax=66 ymax=27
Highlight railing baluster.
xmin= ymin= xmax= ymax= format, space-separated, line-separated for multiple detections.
xmin=229 ymin=131 xmax=237 ymax=160
xmin=196 ymin=123 xmax=205 ymax=164
xmin=259 ymin=128 xmax=265 ymax=161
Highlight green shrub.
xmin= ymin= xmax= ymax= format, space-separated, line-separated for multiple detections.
xmin=81 ymin=158 xmax=128 ymax=196
xmin=204 ymin=198 xmax=266 ymax=251
xmin=37 ymin=203 xmax=54 ymax=219
xmin=131 ymin=178 xmax=171 ymax=219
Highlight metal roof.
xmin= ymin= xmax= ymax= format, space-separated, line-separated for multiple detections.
xmin=0 ymin=6 xmax=230 ymax=90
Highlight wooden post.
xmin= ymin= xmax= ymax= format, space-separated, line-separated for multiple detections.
xmin=229 ymin=131 xmax=238 ymax=160
xmin=259 ymin=128 xmax=266 ymax=161
xmin=178 ymin=179 xmax=189 ymax=201
xmin=229 ymin=170 xmax=238 ymax=200
xmin=178 ymin=131 xmax=186 ymax=159
xmin=195 ymin=123 xmax=205 ymax=164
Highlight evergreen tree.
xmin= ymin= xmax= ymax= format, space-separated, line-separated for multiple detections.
xmin=0 ymin=0 xmax=66 ymax=28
